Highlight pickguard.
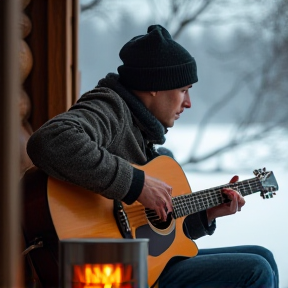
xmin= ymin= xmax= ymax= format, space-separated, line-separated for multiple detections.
xmin=135 ymin=224 xmax=176 ymax=257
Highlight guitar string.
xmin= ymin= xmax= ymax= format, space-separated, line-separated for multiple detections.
xmin=174 ymin=178 xmax=262 ymax=201
xmin=174 ymin=182 xmax=262 ymax=205
xmin=145 ymin=177 xmax=273 ymax=221
xmin=172 ymin=178 xmax=264 ymax=218
xmin=145 ymin=178 xmax=263 ymax=221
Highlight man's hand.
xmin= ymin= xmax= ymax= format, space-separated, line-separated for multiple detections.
xmin=206 ymin=175 xmax=246 ymax=225
xmin=137 ymin=173 xmax=173 ymax=221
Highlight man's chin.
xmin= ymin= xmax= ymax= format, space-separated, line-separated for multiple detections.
xmin=167 ymin=122 xmax=174 ymax=128
xmin=161 ymin=120 xmax=174 ymax=129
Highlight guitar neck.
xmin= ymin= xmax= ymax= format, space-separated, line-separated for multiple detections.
xmin=172 ymin=177 xmax=263 ymax=218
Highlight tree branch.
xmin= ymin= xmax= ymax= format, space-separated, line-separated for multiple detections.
xmin=81 ymin=0 xmax=103 ymax=13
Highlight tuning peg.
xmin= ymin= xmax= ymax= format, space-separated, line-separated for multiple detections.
xmin=261 ymin=168 xmax=267 ymax=177
xmin=253 ymin=169 xmax=260 ymax=176
xmin=260 ymin=189 xmax=274 ymax=199
xmin=254 ymin=169 xmax=265 ymax=179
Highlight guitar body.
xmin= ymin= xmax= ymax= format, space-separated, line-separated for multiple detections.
xmin=22 ymin=156 xmax=198 ymax=287
xmin=22 ymin=155 xmax=278 ymax=287
xmin=47 ymin=155 xmax=198 ymax=287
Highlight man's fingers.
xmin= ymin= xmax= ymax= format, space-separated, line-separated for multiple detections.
xmin=230 ymin=193 xmax=238 ymax=214
xmin=140 ymin=173 xmax=173 ymax=222
xmin=222 ymin=188 xmax=246 ymax=215
xmin=238 ymin=196 xmax=246 ymax=208
xmin=229 ymin=175 xmax=239 ymax=183
xmin=155 ymin=197 xmax=171 ymax=221
xmin=156 ymin=208 xmax=167 ymax=221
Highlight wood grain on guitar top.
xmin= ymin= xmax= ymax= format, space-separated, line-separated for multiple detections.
xmin=47 ymin=156 xmax=199 ymax=287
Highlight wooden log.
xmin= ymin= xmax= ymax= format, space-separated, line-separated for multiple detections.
xmin=21 ymin=0 xmax=31 ymax=10
xmin=19 ymin=39 xmax=33 ymax=84
xmin=20 ymin=12 xmax=32 ymax=39
xmin=19 ymin=89 xmax=31 ymax=122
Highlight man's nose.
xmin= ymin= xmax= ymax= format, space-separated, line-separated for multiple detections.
xmin=184 ymin=93 xmax=191 ymax=108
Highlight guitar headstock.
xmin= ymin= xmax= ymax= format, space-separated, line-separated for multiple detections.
xmin=253 ymin=168 xmax=279 ymax=199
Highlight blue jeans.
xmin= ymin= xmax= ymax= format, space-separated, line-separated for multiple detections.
xmin=158 ymin=245 xmax=278 ymax=288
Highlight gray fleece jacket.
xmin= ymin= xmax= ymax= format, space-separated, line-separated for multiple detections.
xmin=27 ymin=73 xmax=215 ymax=239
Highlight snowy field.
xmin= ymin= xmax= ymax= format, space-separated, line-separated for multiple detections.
xmin=162 ymin=124 xmax=288 ymax=288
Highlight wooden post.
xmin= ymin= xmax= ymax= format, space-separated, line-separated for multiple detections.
xmin=0 ymin=0 xmax=22 ymax=287
xmin=47 ymin=0 xmax=80 ymax=118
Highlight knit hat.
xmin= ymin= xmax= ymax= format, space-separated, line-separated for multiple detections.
xmin=117 ymin=24 xmax=198 ymax=91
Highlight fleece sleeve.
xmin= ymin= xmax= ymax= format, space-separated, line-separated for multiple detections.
xmin=27 ymin=90 xmax=141 ymax=202
xmin=183 ymin=211 xmax=216 ymax=240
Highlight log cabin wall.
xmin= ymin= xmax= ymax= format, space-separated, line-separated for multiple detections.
xmin=23 ymin=0 xmax=79 ymax=132
xmin=21 ymin=0 xmax=80 ymax=177
xmin=20 ymin=0 xmax=34 ymax=178
xmin=20 ymin=0 xmax=79 ymax=286
xmin=0 ymin=0 xmax=22 ymax=287
xmin=0 ymin=0 xmax=79 ymax=286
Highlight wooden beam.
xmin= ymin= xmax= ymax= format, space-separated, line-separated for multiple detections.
xmin=23 ymin=0 xmax=49 ymax=130
xmin=48 ymin=0 xmax=79 ymax=118
xmin=0 ymin=0 xmax=22 ymax=286
xmin=24 ymin=0 xmax=79 ymax=130
xmin=48 ymin=0 xmax=70 ymax=118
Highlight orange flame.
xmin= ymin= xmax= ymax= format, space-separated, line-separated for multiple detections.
xmin=73 ymin=263 xmax=133 ymax=288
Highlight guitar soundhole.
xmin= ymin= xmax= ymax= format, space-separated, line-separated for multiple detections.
xmin=145 ymin=208 xmax=173 ymax=230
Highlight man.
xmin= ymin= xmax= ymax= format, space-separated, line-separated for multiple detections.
xmin=27 ymin=25 xmax=278 ymax=287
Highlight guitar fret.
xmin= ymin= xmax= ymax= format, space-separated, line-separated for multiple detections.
xmin=172 ymin=177 xmax=264 ymax=219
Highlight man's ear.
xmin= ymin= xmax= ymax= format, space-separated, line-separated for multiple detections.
xmin=150 ymin=91 xmax=157 ymax=97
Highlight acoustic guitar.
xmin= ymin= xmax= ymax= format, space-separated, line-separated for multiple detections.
xmin=22 ymin=155 xmax=279 ymax=288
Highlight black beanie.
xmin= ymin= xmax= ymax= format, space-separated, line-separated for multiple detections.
xmin=117 ymin=24 xmax=198 ymax=91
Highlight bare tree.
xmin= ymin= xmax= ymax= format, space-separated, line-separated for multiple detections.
xmin=146 ymin=0 xmax=288 ymax=168
xmin=81 ymin=0 xmax=103 ymax=13
xmin=79 ymin=0 xmax=288 ymax=169
xmin=181 ymin=0 xmax=288 ymax=168
xmin=80 ymin=0 xmax=121 ymax=25
xmin=149 ymin=0 xmax=214 ymax=38
xmin=148 ymin=0 xmax=250 ymax=38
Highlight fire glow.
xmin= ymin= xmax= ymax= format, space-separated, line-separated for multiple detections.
xmin=73 ymin=263 xmax=134 ymax=288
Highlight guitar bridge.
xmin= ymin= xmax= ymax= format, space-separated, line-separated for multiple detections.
xmin=113 ymin=200 xmax=133 ymax=239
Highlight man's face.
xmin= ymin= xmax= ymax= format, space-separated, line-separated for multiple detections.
xmin=150 ymin=84 xmax=192 ymax=128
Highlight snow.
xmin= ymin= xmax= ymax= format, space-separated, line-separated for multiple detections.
xmin=162 ymin=124 xmax=288 ymax=287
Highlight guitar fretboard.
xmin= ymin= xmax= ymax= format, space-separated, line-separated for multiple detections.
xmin=172 ymin=177 xmax=263 ymax=218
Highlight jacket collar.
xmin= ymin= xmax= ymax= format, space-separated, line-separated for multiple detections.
xmin=97 ymin=73 xmax=166 ymax=145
